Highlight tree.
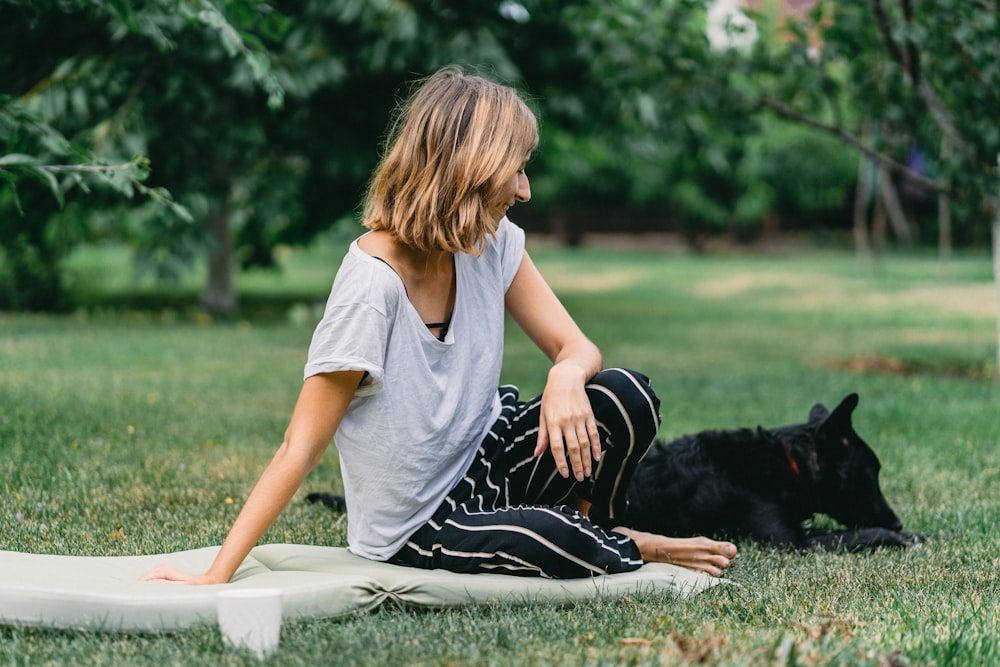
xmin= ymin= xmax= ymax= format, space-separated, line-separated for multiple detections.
xmin=552 ymin=0 xmax=999 ymax=374
xmin=5 ymin=0 xmax=755 ymax=309
xmin=1 ymin=0 xmax=539 ymax=313
xmin=528 ymin=1 xmax=779 ymax=245
xmin=7 ymin=0 xmax=995 ymax=357
xmin=741 ymin=0 xmax=1000 ymax=374
xmin=0 ymin=0 xmax=282 ymax=311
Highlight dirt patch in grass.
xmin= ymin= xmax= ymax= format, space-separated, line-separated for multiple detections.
xmin=817 ymin=354 xmax=994 ymax=380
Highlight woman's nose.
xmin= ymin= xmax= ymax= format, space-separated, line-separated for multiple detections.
xmin=516 ymin=172 xmax=531 ymax=202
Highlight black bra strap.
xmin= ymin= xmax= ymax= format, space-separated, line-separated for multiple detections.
xmin=426 ymin=320 xmax=451 ymax=341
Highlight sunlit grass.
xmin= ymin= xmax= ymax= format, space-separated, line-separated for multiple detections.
xmin=2 ymin=239 xmax=998 ymax=665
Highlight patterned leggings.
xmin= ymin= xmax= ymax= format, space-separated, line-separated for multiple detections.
xmin=389 ymin=368 xmax=661 ymax=578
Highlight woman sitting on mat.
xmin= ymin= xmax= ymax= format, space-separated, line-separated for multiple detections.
xmin=143 ymin=66 xmax=736 ymax=583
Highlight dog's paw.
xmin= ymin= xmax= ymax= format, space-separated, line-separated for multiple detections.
xmin=305 ymin=492 xmax=347 ymax=512
xmin=804 ymin=527 xmax=918 ymax=552
xmin=899 ymin=531 xmax=931 ymax=546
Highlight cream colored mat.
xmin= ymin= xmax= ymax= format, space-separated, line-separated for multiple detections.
xmin=0 ymin=543 xmax=724 ymax=633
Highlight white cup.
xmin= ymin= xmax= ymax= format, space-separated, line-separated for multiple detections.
xmin=216 ymin=588 xmax=283 ymax=659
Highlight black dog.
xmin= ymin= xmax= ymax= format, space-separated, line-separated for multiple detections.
xmin=621 ymin=393 xmax=920 ymax=551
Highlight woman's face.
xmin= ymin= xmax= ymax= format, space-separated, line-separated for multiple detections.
xmin=495 ymin=155 xmax=532 ymax=221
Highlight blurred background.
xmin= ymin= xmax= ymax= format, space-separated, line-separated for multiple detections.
xmin=1 ymin=0 xmax=997 ymax=317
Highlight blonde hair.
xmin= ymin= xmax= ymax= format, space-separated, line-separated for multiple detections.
xmin=361 ymin=66 xmax=538 ymax=255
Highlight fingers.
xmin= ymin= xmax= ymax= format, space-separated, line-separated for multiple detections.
xmin=572 ymin=419 xmax=600 ymax=480
xmin=140 ymin=563 xmax=195 ymax=584
xmin=535 ymin=368 xmax=602 ymax=480
xmin=563 ymin=426 xmax=588 ymax=481
xmin=535 ymin=419 xmax=575 ymax=480
xmin=588 ymin=422 xmax=602 ymax=464
xmin=533 ymin=421 xmax=549 ymax=458
xmin=542 ymin=418 xmax=601 ymax=481
xmin=140 ymin=563 xmax=177 ymax=582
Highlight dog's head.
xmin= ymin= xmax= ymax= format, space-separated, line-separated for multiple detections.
xmin=804 ymin=393 xmax=903 ymax=532
xmin=771 ymin=393 xmax=903 ymax=531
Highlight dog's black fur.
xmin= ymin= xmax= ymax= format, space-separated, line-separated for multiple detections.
xmin=621 ymin=393 xmax=921 ymax=551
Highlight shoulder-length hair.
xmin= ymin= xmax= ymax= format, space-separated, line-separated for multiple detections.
xmin=361 ymin=66 xmax=538 ymax=255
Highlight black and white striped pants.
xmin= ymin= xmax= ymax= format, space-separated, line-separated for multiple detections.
xmin=389 ymin=368 xmax=661 ymax=579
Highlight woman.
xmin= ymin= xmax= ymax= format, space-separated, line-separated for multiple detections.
xmin=143 ymin=66 xmax=736 ymax=584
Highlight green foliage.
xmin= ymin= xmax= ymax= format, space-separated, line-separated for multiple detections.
xmin=530 ymin=0 xmax=774 ymax=242
xmin=0 ymin=0 xmax=541 ymax=311
xmin=2 ymin=245 xmax=998 ymax=664
xmin=748 ymin=0 xmax=1000 ymax=235
xmin=3 ymin=0 xmax=999 ymax=313
xmin=0 ymin=0 xmax=278 ymax=308
xmin=749 ymin=121 xmax=859 ymax=228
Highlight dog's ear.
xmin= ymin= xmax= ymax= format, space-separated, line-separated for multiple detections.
xmin=815 ymin=393 xmax=860 ymax=452
xmin=811 ymin=393 xmax=859 ymax=426
xmin=827 ymin=393 xmax=859 ymax=425
xmin=808 ymin=402 xmax=830 ymax=423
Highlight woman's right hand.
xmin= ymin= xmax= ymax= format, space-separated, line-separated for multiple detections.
xmin=140 ymin=562 xmax=224 ymax=585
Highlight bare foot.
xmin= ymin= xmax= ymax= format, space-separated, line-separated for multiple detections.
xmin=613 ymin=527 xmax=737 ymax=577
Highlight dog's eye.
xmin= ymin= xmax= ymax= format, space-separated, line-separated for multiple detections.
xmin=841 ymin=438 xmax=849 ymax=447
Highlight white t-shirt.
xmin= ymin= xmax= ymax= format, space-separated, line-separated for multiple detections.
xmin=304 ymin=217 xmax=526 ymax=560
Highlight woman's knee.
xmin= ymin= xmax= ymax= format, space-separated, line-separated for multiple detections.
xmin=587 ymin=368 xmax=661 ymax=431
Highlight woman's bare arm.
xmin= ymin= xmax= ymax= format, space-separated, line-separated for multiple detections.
xmin=505 ymin=250 xmax=603 ymax=481
xmin=141 ymin=370 xmax=363 ymax=584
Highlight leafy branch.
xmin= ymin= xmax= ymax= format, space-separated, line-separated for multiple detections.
xmin=754 ymin=97 xmax=941 ymax=193
xmin=0 ymin=153 xmax=191 ymax=221
xmin=869 ymin=0 xmax=967 ymax=151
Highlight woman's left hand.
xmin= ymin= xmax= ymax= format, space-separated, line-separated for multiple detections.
xmin=534 ymin=362 xmax=601 ymax=481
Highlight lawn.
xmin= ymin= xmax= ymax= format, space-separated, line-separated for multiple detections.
xmin=1 ymin=237 xmax=998 ymax=666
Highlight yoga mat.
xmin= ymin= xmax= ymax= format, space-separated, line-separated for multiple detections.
xmin=0 ymin=544 xmax=725 ymax=633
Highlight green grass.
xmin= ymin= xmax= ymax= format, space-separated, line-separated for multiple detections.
xmin=2 ymin=239 xmax=999 ymax=666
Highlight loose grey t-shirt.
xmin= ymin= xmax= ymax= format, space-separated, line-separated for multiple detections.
xmin=304 ymin=217 xmax=526 ymax=560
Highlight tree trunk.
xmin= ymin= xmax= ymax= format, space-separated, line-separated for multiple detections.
xmin=871 ymin=189 xmax=887 ymax=275
xmin=853 ymin=152 xmax=874 ymax=267
xmin=993 ymin=216 xmax=1000 ymax=380
xmin=938 ymin=137 xmax=952 ymax=278
xmin=201 ymin=199 xmax=237 ymax=315
xmin=550 ymin=208 xmax=584 ymax=247
xmin=877 ymin=163 xmax=912 ymax=246
xmin=938 ymin=188 xmax=952 ymax=278
xmin=994 ymin=155 xmax=1000 ymax=381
